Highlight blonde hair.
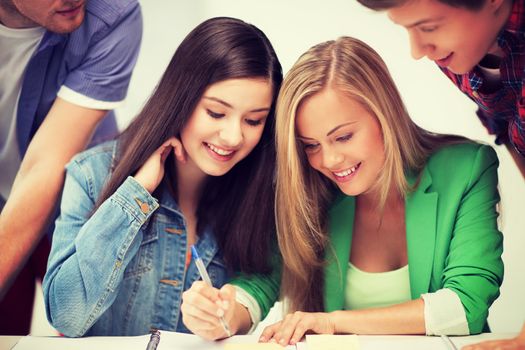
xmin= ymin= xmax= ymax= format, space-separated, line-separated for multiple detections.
xmin=275 ymin=36 xmax=467 ymax=312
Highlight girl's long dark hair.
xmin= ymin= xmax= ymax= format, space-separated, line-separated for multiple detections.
xmin=95 ymin=17 xmax=282 ymax=274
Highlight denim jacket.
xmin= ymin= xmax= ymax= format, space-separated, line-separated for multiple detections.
xmin=42 ymin=141 xmax=228 ymax=337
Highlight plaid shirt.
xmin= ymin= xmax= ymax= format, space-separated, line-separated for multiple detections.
xmin=439 ymin=0 xmax=525 ymax=156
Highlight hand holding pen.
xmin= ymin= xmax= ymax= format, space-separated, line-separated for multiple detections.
xmin=191 ymin=245 xmax=232 ymax=337
xmin=180 ymin=245 xmax=235 ymax=340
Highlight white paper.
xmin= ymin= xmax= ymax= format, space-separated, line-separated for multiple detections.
xmin=358 ymin=335 xmax=446 ymax=350
xmin=446 ymin=332 xmax=519 ymax=348
xmin=13 ymin=334 xmax=150 ymax=350
xmin=158 ymin=332 xmax=295 ymax=349
xmin=12 ymin=332 xmax=517 ymax=350
xmin=306 ymin=334 xmax=359 ymax=350
xmin=12 ymin=332 xmax=297 ymax=350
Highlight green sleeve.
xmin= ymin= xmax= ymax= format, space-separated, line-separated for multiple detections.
xmin=443 ymin=145 xmax=504 ymax=334
xmin=229 ymin=256 xmax=282 ymax=319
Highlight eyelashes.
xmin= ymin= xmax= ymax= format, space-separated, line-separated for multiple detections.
xmin=246 ymin=119 xmax=264 ymax=126
xmin=419 ymin=25 xmax=438 ymax=33
xmin=206 ymin=109 xmax=265 ymax=127
xmin=301 ymin=133 xmax=353 ymax=153
xmin=207 ymin=109 xmax=225 ymax=119
xmin=336 ymin=133 xmax=353 ymax=142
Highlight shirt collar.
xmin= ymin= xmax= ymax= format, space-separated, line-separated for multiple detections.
xmin=467 ymin=1 xmax=524 ymax=89
xmin=504 ymin=0 xmax=524 ymax=33
xmin=495 ymin=0 xmax=524 ymax=55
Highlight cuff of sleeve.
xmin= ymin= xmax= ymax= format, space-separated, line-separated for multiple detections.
xmin=235 ymin=286 xmax=262 ymax=334
xmin=58 ymin=85 xmax=125 ymax=110
xmin=111 ymin=176 xmax=159 ymax=224
xmin=422 ymin=288 xmax=470 ymax=336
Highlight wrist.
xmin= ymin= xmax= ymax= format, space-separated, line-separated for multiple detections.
xmin=329 ymin=310 xmax=343 ymax=333
xmin=132 ymin=174 xmax=154 ymax=194
xmin=329 ymin=310 xmax=356 ymax=334
xmin=230 ymin=301 xmax=252 ymax=335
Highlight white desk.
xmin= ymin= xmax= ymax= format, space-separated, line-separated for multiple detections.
xmin=0 ymin=336 xmax=21 ymax=350
xmin=1 ymin=332 xmax=519 ymax=350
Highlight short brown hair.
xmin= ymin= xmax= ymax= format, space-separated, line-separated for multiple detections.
xmin=357 ymin=0 xmax=486 ymax=11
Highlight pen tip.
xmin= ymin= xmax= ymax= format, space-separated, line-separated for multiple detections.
xmin=190 ymin=245 xmax=199 ymax=260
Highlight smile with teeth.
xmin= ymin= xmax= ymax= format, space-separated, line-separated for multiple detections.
xmin=333 ymin=163 xmax=360 ymax=178
xmin=205 ymin=142 xmax=235 ymax=156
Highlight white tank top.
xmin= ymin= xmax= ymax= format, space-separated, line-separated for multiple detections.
xmin=344 ymin=262 xmax=412 ymax=310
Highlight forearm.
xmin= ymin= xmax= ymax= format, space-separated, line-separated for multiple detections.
xmin=331 ymin=298 xmax=425 ymax=335
xmin=0 ymin=161 xmax=65 ymax=298
xmin=0 ymin=98 xmax=107 ymax=299
xmin=444 ymin=145 xmax=503 ymax=334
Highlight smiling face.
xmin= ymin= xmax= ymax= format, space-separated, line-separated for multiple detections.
xmin=0 ymin=0 xmax=85 ymax=32
xmin=180 ymin=78 xmax=273 ymax=178
xmin=296 ymin=87 xmax=385 ymax=196
xmin=387 ymin=0 xmax=509 ymax=74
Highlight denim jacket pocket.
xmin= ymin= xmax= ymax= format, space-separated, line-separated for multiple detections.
xmin=124 ymin=227 xmax=159 ymax=279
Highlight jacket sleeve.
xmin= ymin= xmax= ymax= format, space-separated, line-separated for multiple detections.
xmin=229 ymin=255 xmax=282 ymax=320
xmin=442 ymin=145 xmax=504 ymax=334
xmin=42 ymin=159 xmax=158 ymax=337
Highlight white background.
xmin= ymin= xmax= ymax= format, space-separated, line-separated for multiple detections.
xmin=31 ymin=0 xmax=525 ymax=335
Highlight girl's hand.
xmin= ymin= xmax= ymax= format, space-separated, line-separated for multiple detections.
xmin=133 ymin=136 xmax=186 ymax=193
xmin=181 ymin=281 xmax=236 ymax=340
xmin=259 ymin=311 xmax=336 ymax=346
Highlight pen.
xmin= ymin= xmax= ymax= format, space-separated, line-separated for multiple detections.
xmin=441 ymin=335 xmax=458 ymax=350
xmin=191 ymin=245 xmax=232 ymax=337
xmin=146 ymin=329 xmax=160 ymax=350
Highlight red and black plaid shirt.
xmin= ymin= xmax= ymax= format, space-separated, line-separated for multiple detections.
xmin=439 ymin=0 xmax=525 ymax=156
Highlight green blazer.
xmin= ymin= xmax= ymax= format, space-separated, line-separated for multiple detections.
xmin=232 ymin=143 xmax=503 ymax=334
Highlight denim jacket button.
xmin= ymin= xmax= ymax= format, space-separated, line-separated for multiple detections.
xmin=140 ymin=202 xmax=149 ymax=214
xmin=134 ymin=197 xmax=150 ymax=214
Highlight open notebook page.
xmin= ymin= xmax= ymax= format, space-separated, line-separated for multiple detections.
xmin=13 ymin=332 xmax=297 ymax=350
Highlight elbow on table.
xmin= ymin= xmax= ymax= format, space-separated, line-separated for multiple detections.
xmin=43 ymin=285 xmax=91 ymax=337
xmin=466 ymin=309 xmax=490 ymax=335
xmin=47 ymin=304 xmax=91 ymax=337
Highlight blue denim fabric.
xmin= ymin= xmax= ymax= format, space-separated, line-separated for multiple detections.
xmin=42 ymin=141 xmax=228 ymax=337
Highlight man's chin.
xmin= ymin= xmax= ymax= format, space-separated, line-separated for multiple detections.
xmin=447 ymin=57 xmax=479 ymax=75
xmin=48 ymin=14 xmax=85 ymax=33
xmin=446 ymin=63 xmax=473 ymax=75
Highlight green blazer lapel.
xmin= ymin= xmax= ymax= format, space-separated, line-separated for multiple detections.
xmin=324 ymin=194 xmax=355 ymax=311
xmin=405 ymin=169 xmax=438 ymax=299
